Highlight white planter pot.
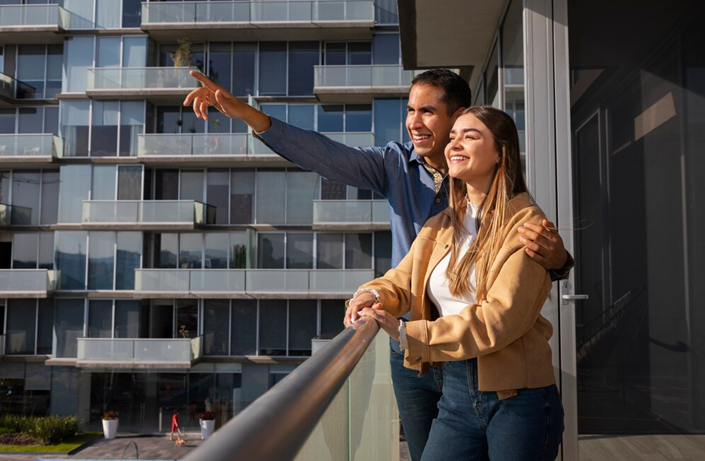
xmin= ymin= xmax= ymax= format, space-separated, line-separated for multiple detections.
xmin=200 ymin=419 xmax=215 ymax=440
xmin=102 ymin=419 xmax=118 ymax=439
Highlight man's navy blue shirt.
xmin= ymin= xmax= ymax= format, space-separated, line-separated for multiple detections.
xmin=258 ymin=117 xmax=449 ymax=267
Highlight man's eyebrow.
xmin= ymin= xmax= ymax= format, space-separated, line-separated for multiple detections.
xmin=407 ymin=104 xmax=437 ymax=112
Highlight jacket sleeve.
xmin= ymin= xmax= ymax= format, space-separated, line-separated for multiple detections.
xmin=255 ymin=117 xmax=390 ymax=196
xmin=404 ymin=238 xmax=552 ymax=365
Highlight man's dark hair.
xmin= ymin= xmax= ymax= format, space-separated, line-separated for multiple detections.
xmin=411 ymin=69 xmax=472 ymax=115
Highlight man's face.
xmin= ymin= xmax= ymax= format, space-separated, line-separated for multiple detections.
xmin=406 ymin=83 xmax=460 ymax=163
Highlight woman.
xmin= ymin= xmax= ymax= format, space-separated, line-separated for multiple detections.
xmin=347 ymin=106 xmax=564 ymax=460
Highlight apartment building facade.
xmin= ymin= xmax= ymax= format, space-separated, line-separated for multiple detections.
xmin=0 ymin=0 xmax=407 ymax=434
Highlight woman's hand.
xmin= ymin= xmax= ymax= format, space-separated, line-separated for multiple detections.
xmin=344 ymin=292 xmax=377 ymax=327
xmin=359 ymin=305 xmax=400 ymax=341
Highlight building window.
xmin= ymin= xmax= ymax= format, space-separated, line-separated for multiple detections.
xmin=258 ymin=300 xmax=287 ymax=356
xmin=16 ymin=44 xmax=61 ymax=100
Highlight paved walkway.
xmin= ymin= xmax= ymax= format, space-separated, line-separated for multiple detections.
xmin=0 ymin=433 xmax=203 ymax=461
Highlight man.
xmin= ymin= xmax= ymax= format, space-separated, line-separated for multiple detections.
xmin=184 ymin=69 xmax=571 ymax=461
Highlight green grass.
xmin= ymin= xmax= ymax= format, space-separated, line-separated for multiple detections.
xmin=0 ymin=431 xmax=102 ymax=453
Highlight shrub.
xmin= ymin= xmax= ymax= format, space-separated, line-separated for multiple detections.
xmin=102 ymin=410 xmax=119 ymax=420
xmin=0 ymin=414 xmax=79 ymax=445
xmin=199 ymin=411 xmax=215 ymax=421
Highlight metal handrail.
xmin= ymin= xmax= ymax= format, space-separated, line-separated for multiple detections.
xmin=182 ymin=316 xmax=380 ymax=461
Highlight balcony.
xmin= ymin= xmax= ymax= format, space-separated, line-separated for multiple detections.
xmin=140 ymin=0 xmax=375 ymax=42
xmin=180 ymin=317 xmax=398 ymax=461
xmin=0 ymin=134 xmax=61 ymax=163
xmin=81 ymin=200 xmax=216 ymax=230
xmin=314 ymin=64 xmax=419 ymax=102
xmin=313 ymin=200 xmax=389 ymax=230
xmin=134 ymin=269 xmax=374 ymax=297
xmin=86 ymin=67 xmax=195 ymax=102
xmin=76 ymin=336 xmax=203 ymax=369
xmin=0 ymin=4 xmax=68 ymax=44
xmin=0 ymin=73 xmax=38 ymax=105
xmin=0 ymin=269 xmax=55 ymax=298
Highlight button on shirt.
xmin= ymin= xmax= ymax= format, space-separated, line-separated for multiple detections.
xmin=256 ymin=117 xmax=449 ymax=267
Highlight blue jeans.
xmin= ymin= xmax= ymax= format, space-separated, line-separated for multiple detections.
xmin=390 ymin=338 xmax=443 ymax=461
xmin=421 ymin=359 xmax=564 ymax=461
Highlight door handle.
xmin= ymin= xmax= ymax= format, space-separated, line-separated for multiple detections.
xmin=561 ymin=294 xmax=589 ymax=300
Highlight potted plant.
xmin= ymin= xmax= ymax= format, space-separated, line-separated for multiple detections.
xmin=102 ymin=410 xmax=119 ymax=439
xmin=199 ymin=411 xmax=215 ymax=440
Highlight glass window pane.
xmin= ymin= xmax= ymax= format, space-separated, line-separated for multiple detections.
xmin=37 ymin=298 xmax=53 ymax=354
xmin=88 ymin=300 xmax=113 ymax=338
xmin=485 ymin=43 xmax=499 ymax=108
xmin=0 ymin=109 xmax=15 ymax=134
xmin=157 ymin=107 xmax=181 ymax=134
xmin=259 ymin=42 xmax=287 ymax=96
xmin=12 ymin=233 xmax=38 ymax=269
xmin=374 ymin=231 xmax=391 ymax=277
xmin=321 ymin=178 xmax=346 ymax=200
xmin=179 ymin=233 xmax=202 ymax=269
xmin=345 ymin=233 xmax=372 ymax=269
xmin=372 ymin=34 xmax=400 ymax=64
xmin=91 ymin=101 xmax=119 ymax=157
xmin=320 ymin=299 xmax=345 ymax=339
xmin=60 ymin=100 xmax=90 ymax=157
xmin=6 ymin=299 xmax=36 ymax=355
xmin=92 ymin=165 xmax=117 ymax=200
xmin=96 ymin=0 xmax=120 ymax=29
xmin=230 ymin=169 xmax=254 ymax=224
xmin=259 ymin=300 xmax=287 ymax=355
xmin=316 ymin=233 xmax=343 ymax=269
xmin=288 ymin=300 xmax=317 ymax=356
xmin=122 ymin=0 xmax=142 ymax=28
xmin=116 ymin=231 xmax=141 ymax=290
xmin=205 ymin=233 xmax=228 ymax=269
xmin=260 ymin=104 xmax=286 ymax=122
xmin=38 ymin=232 xmax=54 ymax=269
xmin=373 ymin=99 xmax=402 ymax=145
xmin=55 ymin=231 xmax=87 ymax=289
xmin=11 ymin=170 xmax=40 ymax=225
xmin=286 ymin=171 xmax=317 ymax=224
xmin=325 ymin=42 xmax=346 ymax=65
xmin=256 ymin=170 xmax=285 ymax=224
xmin=232 ymin=43 xmax=256 ymax=96
xmin=258 ymin=233 xmax=284 ymax=269
xmin=119 ymin=101 xmax=144 ymax=157
xmin=207 ymin=169 xmax=229 ymax=225
xmin=54 ymin=299 xmax=84 ymax=358
xmin=286 ymin=233 xmax=313 ymax=269
xmin=288 ymin=42 xmax=318 ymax=96
xmin=176 ymin=299 xmax=198 ymax=338
xmin=349 ymin=42 xmax=371 ymax=65
xmin=123 ymin=37 xmax=147 ymax=67
xmin=64 ymin=37 xmax=94 ymax=93
xmin=317 ymin=105 xmax=344 ymax=132
xmin=155 ymin=169 xmax=179 ymax=200
xmin=18 ymin=108 xmax=42 ymax=133
xmin=229 ymin=231 xmax=249 ymax=269
xmin=88 ymin=231 xmax=115 ymax=290
xmin=180 ymin=170 xmax=204 ymax=202
xmin=288 ymin=105 xmax=315 ymax=130
xmin=231 ymin=299 xmax=256 ymax=355
xmin=96 ymin=36 xmax=120 ymax=67
xmin=17 ymin=45 xmax=45 ymax=99
xmin=46 ymin=45 xmax=62 ymax=99
xmin=204 ymin=299 xmax=229 ymax=355
xmin=40 ymin=170 xmax=59 ymax=224
xmin=208 ymin=43 xmax=232 ymax=95
xmin=346 ymin=104 xmax=372 ymax=132
xmin=44 ymin=106 xmax=59 ymax=135
xmin=114 ymin=300 xmax=140 ymax=338
xmin=117 ymin=165 xmax=142 ymax=200
xmin=58 ymin=165 xmax=91 ymax=222
xmin=157 ymin=233 xmax=178 ymax=269
xmin=63 ymin=0 xmax=94 ymax=29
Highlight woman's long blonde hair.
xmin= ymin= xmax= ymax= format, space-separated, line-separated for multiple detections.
xmin=446 ymin=106 xmax=529 ymax=300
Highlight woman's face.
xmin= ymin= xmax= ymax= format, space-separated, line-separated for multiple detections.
xmin=444 ymin=113 xmax=500 ymax=191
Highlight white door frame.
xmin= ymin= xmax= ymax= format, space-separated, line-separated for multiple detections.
xmin=523 ymin=0 xmax=577 ymax=459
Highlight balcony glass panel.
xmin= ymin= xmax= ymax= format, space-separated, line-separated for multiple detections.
xmin=189 ymin=270 xmax=245 ymax=292
xmin=0 ymin=4 xmax=61 ymax=27
xmin=77 ymin=337 xmax=202 ymax=364
xmin=82 ymin=200 xmax=214 ymax=224
xmin=0 ymin=269 xmax=52 ymax=293
xmin=135 ymin=269 xmax=189 ymax=292
xmin=309 ymin=269 xmax=374 ymax=292
xmin=141 ymin=1 xmax=373 ymax=24
xmin=314 ymin=64 xmax=416 ymax=87
xmin=0 ymin=134 xmax=60 ymax=157
xmin=134 ymin=338 xmax=196 ymax=362
xmin=313 ymin=200 xmax=389 ymax=224
xmin=322 ymin=132 xmax=373 ymax=146
xmin=138 ymin=133 xmax=249 ymax=157
xmin=87 ymin=67 xmax=195 ymax=91
xmin=246 ymin=270 xmax=309 ymax=292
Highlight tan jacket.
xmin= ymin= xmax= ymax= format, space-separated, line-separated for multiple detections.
xmin=358 ymin=192 xmax=555 ymax=393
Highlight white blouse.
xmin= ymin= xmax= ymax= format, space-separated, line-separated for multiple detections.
xmin=427 ymin=202 xmax=479 ymax=317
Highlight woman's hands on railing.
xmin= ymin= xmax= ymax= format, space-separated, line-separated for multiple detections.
xmin=358 ymin=307 xmax=400 ymax=341
xmin=344 ymin=291 xmax=377 ymax=326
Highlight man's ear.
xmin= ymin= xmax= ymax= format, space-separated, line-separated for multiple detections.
xmin=452 ymin=107 xmax=466 ymax=120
